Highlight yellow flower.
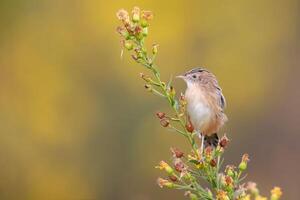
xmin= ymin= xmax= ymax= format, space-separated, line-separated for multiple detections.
xmin=271 ymin=187 xmax=282 ymax=200
xmin=240 ymin=195 xmax=250 ymax=200
xmin=155 ymin=161 xmax=174 ymax=174
xmin=216 ymin=190 xmax=230 ymax=200
xmin=255 ymin=195 xmax=267 ymax=200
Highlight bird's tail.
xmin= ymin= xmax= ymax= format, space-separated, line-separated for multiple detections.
xmin=204 ymin=133 xmax=219 ymax=148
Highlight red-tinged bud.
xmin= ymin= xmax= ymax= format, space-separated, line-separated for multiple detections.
xmin=185 ymin=122 xmax=194 ymax=133
xmin=160 ymin=118 xmax=170 ymax=127
xmin=168 ymin=175 xmax=177 ymax=182
xmin=210 ymin=159 xmax=217 ymax=167
xmin=219 ymin=135 xmax=229 ymax=148
xmin=225 ymin=176 xmax=233 ymax=186
xmin=205 ymin=146 xmax=213 ymax=156
xmin=174 ymin=159 xmax=185 ymax=173
xmin=141 ymin=10 xmax=154 ymax=20
xmin=170 ymin=147 xmax=184 ymax=158
xmin=156 ymin=112 xmax=166 ymax=119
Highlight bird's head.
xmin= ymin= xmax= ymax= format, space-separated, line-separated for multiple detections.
xmin=177 ymin=67 xmax=216 ymax=87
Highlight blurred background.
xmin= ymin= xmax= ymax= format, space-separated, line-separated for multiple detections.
xmin=0 ymin=0 xmax=299 ymax=199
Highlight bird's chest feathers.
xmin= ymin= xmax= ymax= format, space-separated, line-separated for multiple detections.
xmin=185 ymin=86 xmax=212 ymax=128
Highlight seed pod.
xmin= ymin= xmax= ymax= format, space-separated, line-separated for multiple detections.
xmin=160 ymin=118 xmax=170 ymax=127
xmin=210 ymin=159 xmax=217 ymax=167
xmin=170 ymin=147 xmax=184 ymax=158
xmin=185 ymin=122 xmax=194 ymax=133
xmin=168 ymin=175 xmax=177 ymax=182
xmin=156 ymin=112 xmax=166 ymax=119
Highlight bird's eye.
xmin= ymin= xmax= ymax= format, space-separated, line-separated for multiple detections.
xmin=192 ymin=75 xmax=197 ymax=79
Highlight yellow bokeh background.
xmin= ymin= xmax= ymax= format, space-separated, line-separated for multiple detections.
xmin=0 ymin=0 xmax=299 ymax=199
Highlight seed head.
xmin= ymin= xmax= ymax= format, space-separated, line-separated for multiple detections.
xmin=219 ymin=135 xmax=229 ymax=148
xmin=160 ymin=118 xmax=170 ymax=127
xmin=170 ymin=147 xmax=184 ymax=158
xmin=185 ymin=122 xmax=194 ymax=133
xmin=116 ymin=9 xmax=130 ymax=23
xmin=156 ymin=112 xmax=166 ymax=119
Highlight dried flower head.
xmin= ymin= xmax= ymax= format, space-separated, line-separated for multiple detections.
xmin=141 ymin=10 xmax=154 ymax=20
xmin=210 ymin=159 xmax=217 ymax=167
xmin=157 ymin=177 xmax=174 ymax=188
xmin=168 ymin=175 xmax=177 ymax=182
xmin=174 ymin=158 xmax=185 ymax=173
xmin=219 ymin=134 xmax=229 ymax=148
xmin=156 ymin=112 xmax=166 ymax=119
xmin=216 ymin=190 xmax=230 ymax=200
xmin=170 ymin=147 xmax=184 ymax=158
xmin=271 ymin=187 xmax=282 ymax=200
xmin=160 ymin=118 xmax=170 ymax=127
xmin=242 ymin=154 xmax=250 ymax=162
xmin=185 ymin=122 xmax=194 ymax=133
xmin=116 ymin=9 xmax=130 ymax=23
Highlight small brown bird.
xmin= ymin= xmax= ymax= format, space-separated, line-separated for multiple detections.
xmin=177 ymin=67 xmax=227 ymax=148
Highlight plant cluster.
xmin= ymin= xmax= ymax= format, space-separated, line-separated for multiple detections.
xmin=115 ymin=7 xmax=282 ymax=200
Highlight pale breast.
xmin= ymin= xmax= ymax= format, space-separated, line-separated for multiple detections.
xmin=185 ymin=87 xmax=213 ymax=132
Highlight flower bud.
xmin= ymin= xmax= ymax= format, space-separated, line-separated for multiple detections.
xmin=185 ymin=122 xmax=194 ymax=133
xmin=174 ymin=159 xmax=185 ymax=172
xmin=152 ymin=44 xmax=159 ymax=55
xmin=124 ymin=41 xmax=133 ymax=50
xmin=132 ymin=6 xmax=140 ymax=22
xmin=142 ymin=27 xmax=148 ymax=36
xmin=210 ymin=159 xmax=217 ymax=167
xmin=141 ymin=19 xmax=148 ymax=27
xmin=169 ymin=86 xmax=176 ymax=98
xmin=246 ymin=182 xmax=259 ymax=196
xmin=225 ymin=176 xmax=233 ymax=186
xmin=170 ymin=147 xmax=184 ymax=158
xmin=160 ymin=118 xmax=170 ymax=127
xmin=216 ymin=190 xmax=230 ymax=200
xmin=156 ymin=112 xmax=166 ymax=119
xmin=189 ymin=193 xmax=198 ymax=200
xmin=156 ymin=161 xmax=174 ymax=175
xmin=271 ymin=187 xmax=282 ymax=200
xmin=227 ymin=169 xmax=234 ymax=177
xmin=168 ymin=175 xmax=177 ymax=182
xmin=219 ymin=135 xmax=229 ymax=148
xmin=141 ymin=10 xmax=154 ymax=20
xmin=144 ymin=84 xmax=152 ymax=92
xmin=157 ymin=178 xmax=174 ymax=188
xmin=116 ymin=9 xmax=130 ymax=23
xmin=239 ymin=162 xmax=247 ymax=171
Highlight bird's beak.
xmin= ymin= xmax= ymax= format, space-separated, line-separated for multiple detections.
xmin=176 ymin=75 xmax=185 ymax=79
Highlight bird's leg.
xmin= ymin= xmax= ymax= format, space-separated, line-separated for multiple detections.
xmin=198 ymin=132 xmax=205 ymax=157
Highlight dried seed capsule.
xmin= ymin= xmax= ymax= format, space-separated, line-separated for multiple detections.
xmin=156 ymin=112 xmax=165 ymax=119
